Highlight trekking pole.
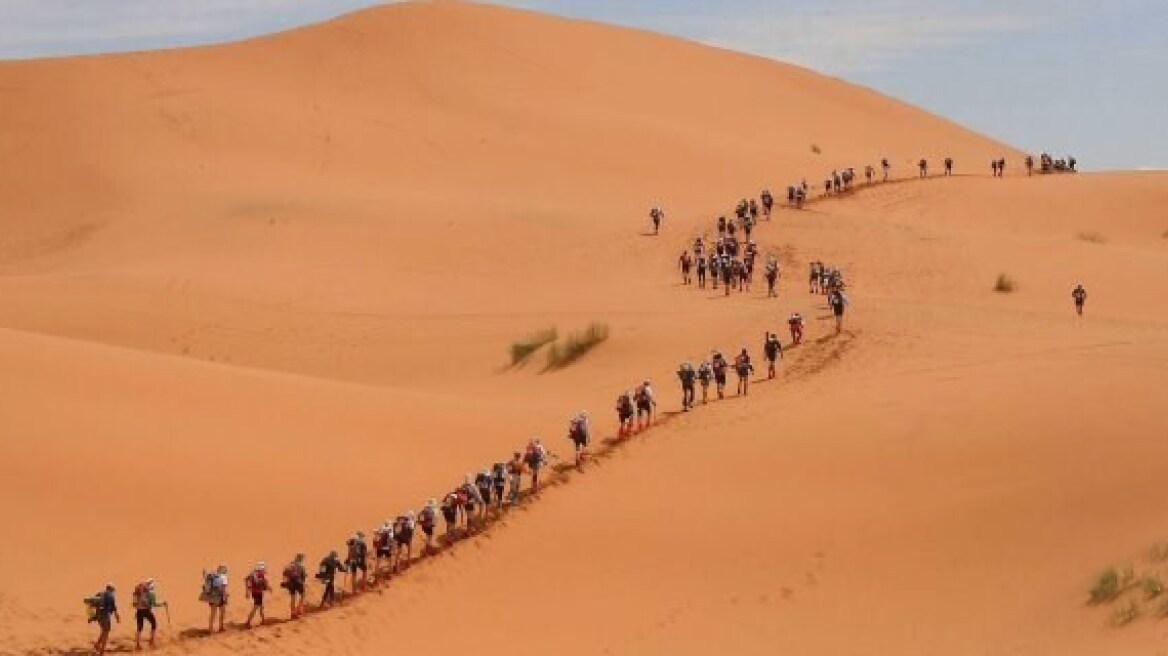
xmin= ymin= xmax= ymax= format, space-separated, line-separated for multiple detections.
xmin=162 ymin=601 xmax=171 ymax=626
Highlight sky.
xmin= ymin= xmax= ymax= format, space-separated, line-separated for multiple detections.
xmin=0 ymin=0 xmax=1163 ymax=170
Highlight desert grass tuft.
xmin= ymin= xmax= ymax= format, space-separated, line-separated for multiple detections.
xmin=810 ymin=143 xmax=822 ymax=155
xmin=1143 ymin=575 xmax=1163 ymax=600
xmin=1077 ymin=230 xmax=1107 ymax=244
xmin=993 ymin=273 xmax=1016 ymax=293
xmin=510 ymin=327 xmax=557 ymax=365
xmin=1111 ymin=600 xmax=1139 ymax=627
xmin=547 ymin=322 xmax=609 ymax=369
xmin=1089 ymin=568 xmax=1122 ymax=605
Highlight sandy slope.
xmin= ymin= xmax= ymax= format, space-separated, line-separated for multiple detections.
xmin=1 ymin=2 xmax=1166 ymax=654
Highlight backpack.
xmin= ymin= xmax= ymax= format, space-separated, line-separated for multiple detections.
xmin=283 ymin=563 xmax=303 ymax=586
xmin=492 ymin=462 xmax=506 ymax=482
xmin=132 ymin=582 xmax=149 ymax=610
xmin=315 ymin=560 xmax=330 ymax=582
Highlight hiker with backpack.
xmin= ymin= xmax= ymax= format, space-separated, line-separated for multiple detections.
xmin=721 ymin=255 xmax=733 ymax=296
xmin=696 ymin=254 xmax=707 ymax=289
xmin=201 ymin=565 xmax=228 ymax=633
xmin=131 ymin=578 xmax=165 ymax=649
xmin=760 ymin=189 xmax=773 ymax=218
xmin=764 ymin=333 xmax=783 ymax=379
xmin=734 ymin=348 xmax=754 ymax=396
xmin=393 ymin=512 xmax=415 ymax=571
xmin=649 ymin=206 xmax=664 ymax=235
xmin=373 ymin=523 xmax=393 ymax=581
xmin=281 ymin=554 xmax=308 ymax=620
xmin=765 ymin=256 xmax=779 ymax=298
xmin=677 ymin=362 xmax=696 ymax=411
xmin=828 ymin=287 xmax=848 ymax=334
xmin=243 ymin=562 xmax=270 ymax=629
xmin=475 ymin=469 xmax=494 ymax=519
xmin=316 ymin=551 xmax=345 ymax=609
xmin=419 ymin=500 xmax=438 ymax=553
xmin=491 ymin=462 xmax=507 ymax=508
xmin=679 ymin=251 xmax=693 ymax=285
xmin=461 ymin=474 xmax=484 ymax=529
xmin=345 ymin=533 xmax=368 ymax=594
xmin=634 ymin=380 xmax=656 ymax=430
xmin=506 ymin=451 xmax=525 ymax=503
xmin=90 ymin=583 xmax=119 ymax=656
xmin=918 ymin=158 xmax=928 ymax=178
xmin=1072 ymin=283 xmax=1088 ymax=316
xmin=616 ymin=391 xmax=635 ymax=437
xmin=697 ymin=360 xmax=713 ymax=404
xmin=568 ymin=411 xmax=591 ymax=467
xmin=524 ymin=439 xmax=548 ymax=491
xmin=944 ymin=157 xmax=953 ymax=176
xmin=441 ymin=491 xmax=460 ymax=542
xmin=711 ymin=352 xmax=729 ymax=399
xmin=788 ymin=313 xmax=805 ymax=346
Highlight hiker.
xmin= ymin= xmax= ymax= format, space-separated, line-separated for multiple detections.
xmin=475 ymin=468 xmax=494 ymax=518
xmin=828 ymin=287 xmax=848 ymax=334
xmin=765 ymin=256 xmax=779 ymax=298
xmin=998 ymin=158 xmax=1007 ymax=176
xmin=991 ymin=159 xmax=999 ymax=177
xmin=315 ymin=551 xmax=345 ymax=609
xmin=524 ymin=438 xmax=548 ymax=491
xmin=90 ymin=583 xmax=119 ymax=656
xmin=717 ymin=216 xmax=727 ymax=236
xmin=634 ymin=379 xmax=656 ymax=430
xmin=918 ymin=158 xmax=928 ymax=178
xmin=696 ymin=254 xmax=707 ymax=289
xmin=345 ymin=532 xmax=368 ymax=594
xmin=865 ymin=164 xmax=874 ymax=184
xmin=131 ymin=579 xmax=164 ymax=649
xmin=824 ymin=177 xmax=833 ymax=196
xmin=458 ymin=475 xmax=482 ymax=530
xmin=721 ymin=255 xmax=733 ymax=296
xmin=734 ymin=258 xmax=748 ymax=293
xmin=1072 ymin=283 xmax=1088 ymax=316
xmin=881 ymin=158 xmax=890 ymax=182
xmin=201 ymin=565 xmax=228 ymax=633
xmin=697 ymin=360 xmax=713 ymax=404
xmin=568 ymin=411 xmax=591 ymax=467
xmin=679 ymin=251 xmax=693 ymax=285
xmin=419 ymin=500 xmax=438 ymax=552
xmin=809 ymin=261 xmax=821 ymax=294
xmin=944 ymin=157 xmax=953 ymax=176
xmin=788 ymin=313 xmax=805 ymax=345
xmin=507 ymin=451 xmax=525 ymax=502
xmin=393 ymin=512 xmax=415 ymax=570
xmin=1068 ymin=155 xmax=1077 ymax=171
xmin=441 ymin=491 xmax=460 ymax=541
xmin=711 ymin=351 xmax=729 ymax=399
xmin=372 ymin=523 xmax=393 ymax=581
xmin=787 ymin=185 xmax=796 ymax=207
xmin=734 ymin=348 xmax=754 ymax=396
xmin=833 ymin=170 xmax=842 ymax=193
xmin=1025 ymin=155 xmax=1034 ymax=176
xmin=281 ymin=554 xmax=308 ymax=620
xmin=491 ymin=462 xmax=507 ymax=508
xmin=760 ymin=189 xmax=773 ymax=218
xmin=763 ymin=333 xmax=783 ymax=379
xmin=243 ymin=562 xmax=270 ymax=629
xmin=677 ymin=362 xmax=697 ymax=411
xmin=649 ymin=206 xmax=664 ymax=235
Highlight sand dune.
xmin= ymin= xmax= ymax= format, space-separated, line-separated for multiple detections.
xmin=1 ymin=2 xmax=1166 ymax=655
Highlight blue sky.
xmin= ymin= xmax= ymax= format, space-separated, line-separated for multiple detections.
xmin=0 ymin=0 xmax=1163 ymax=170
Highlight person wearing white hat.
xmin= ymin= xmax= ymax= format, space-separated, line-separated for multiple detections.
xmin=243 ymin=562 xmax=270 ymax=629
xmin=132 ymin=577 xmax=165 ymax=649
xmin=372 ymin=523 xmax=393 ymax=583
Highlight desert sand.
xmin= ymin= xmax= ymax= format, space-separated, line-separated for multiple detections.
xmin=1 ymin=2 xmax=1167 ymax=655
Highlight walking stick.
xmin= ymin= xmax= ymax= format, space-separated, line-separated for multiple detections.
xmin=163 ymin=601 xmax=171 ymax=626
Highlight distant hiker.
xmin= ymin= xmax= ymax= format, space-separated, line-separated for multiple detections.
xmin=1025 ymin=155 xmax=1034 ymax=176
xmin=243 ymin=562 xmax=270 ymax=629
xmin=721 ymin=255 xmax=733 ymax=296
xmin=131 ymin=579 xmax=164 ymax=649
xmin=765 ymin=256 xmax=779 ymax=298
xmin=918 ymin=158 xmax=928 ymax=178
xmin=760 ymin=189 xmax=774 ymax=218
xmin=281 ymin=554 xmax=307 ymax=620
xmin=828 ymin=287 xmax=848 ymax=334
xmin=345 ymin=532 xmax=368 ymax=594
xmin=201 ymin=565 xmax=228 ymax=633
xmin=697 ymin=360 xmax=713 ymax=404
xmin=315 ymin=551 xmax=345 ymax=609
xmin=787 ymin=185 xmax=796 ymax=207
xmin=865 ymin=164 xmax=875 ymax=184
xmin=711 ymin=351 xmax=729 ymax=399
xmin=795 ymin=187 xmax=806 ymax=208
xmin=393 ymin=512 xmax=415 ymax=570
xmin=748 ymin=198 xmax=759 ymax=223
xmin=372 ymin=523 xmax=393 ymax=579
xmin=763 ymin=333 xmax=783 ymax=379
xmin=507 ymin=451 xmax=525 ymax=502
xmin=709 ymin=255 xmax=720 ymax=290
xmin=649 ymin=206 xmax=664 ymax=235
xmin=944 ymin=157 xmax=953 ymax=176
xmin=717 ymin=216 xmax=727 ymax=236
xmin=524 ymin=438 xmax=548 ymax=491
xmin=824 ymin=177 xmax=833 ymax=196
xmin=568 ymin=411 xmax=591 ymax=467
xmin=491 ymin=462 xmax=507 ymax=508
xmin=634 ymin=380 xmax=657 ymax=430
xmin=735 ymin=258 xmax=750 ymax=293
xmin=991 ymin=159 xmax=999 ymax=177
xmin=788 ymin=313 xmax=805 ymax=345
xmin=833 ymin=170 xmax=842 ymax=192
xmin=733 ymin=348 xmax=754 ymax=396
xmin=696 ymin=254 xmax=707 ymax=289
xmin=1072 ymin=283 xmax=1088 ymax=316
xmin=727 ymin=218 xmax=737 ymax=238
xmin=460 ymin=475 xmax=483 ymax=528
xmin=90 ymin=583 xmax=119 ymax=656
xmin=677 ymin=362 xmax=697 ymax=411
xmin=476 ymin=469 xmax=494 ymax=517
xmin=1068 ymin=155 xmax=1077 ymax=172
xmin=743 ymin=214 xmax=755 ymax=240
xmin=679 ymin=251 xmax=693 ymax=285
xmin=997 ymin=158 xmax=1007 ymax=177
xmin=441 ymin=492 xmax=459 ymax=540
xmin=881 ymin=158 xmax=890 ymax=181
xmin=809 ymin=261 xmax=821 ymax=294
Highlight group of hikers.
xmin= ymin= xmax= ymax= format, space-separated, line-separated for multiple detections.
xmin=1027 ymin=152 xmax=1078 ymax=175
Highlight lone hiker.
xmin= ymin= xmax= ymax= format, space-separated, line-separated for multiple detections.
xmin=91 ymin=583 xmax=119 ymax=656
xmin=315 ymin=551 xmax=345 ymax=609
xmin=677 ymin=361 xmax=697 ymax=411
xmin=568 ymin=411 xmax=591 ymax=467
xmin=944 ymin=157 xmax=953 ymax=176
xmin=881 ymin=158 xmax=891 ymax=182
xmin=201 ymin=565 xmax=228 ymax=633
xmin=1072 ymin=283 xmax=1088 ymax=316
xmin=243 ymin=562 xmax=270 ymax=629
xmin=649 ymin=206 xmax=664 ymax=235
xmin=524 ymin=438 xmax=548 ymax=491
xmin=918 ymin=158 xmax=928 ymax=178
xmin=788 ymin=313 xmax=805 ymax=345
xmin=132 ymin=578 xmax=165 ymax=650
xmin=734 ymin=347 xmax=754 ymax=396
xmin=634 ymin=379 xmax=657 ymax=430
xmin=828 ymin=286 xmax=848 ymax=334
xmin=281 ymin=554 xmax=308 ymax=620
xmin=1025 ymin=155 xmax=1034 ymax=176
xmin=763 ymin=333 xmax=783 ymax=379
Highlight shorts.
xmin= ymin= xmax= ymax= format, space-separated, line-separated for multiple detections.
xmin=833 ymin=307 xmax=844 ymax=317
xmin=376 ymin=547 xmax=392 ymax=558
xmin=97 ymin=614 xmax=112 ymax=631
xmin=636 ymin=402 xmax=651 ymax=416
xmin=618 ymin=410 xmax=632 ymax=421
xmin=571 ymin=435 xmax=588 ymax=448
xmin=135 ymin=608 xmax=157 ymax=632
xmin=287 ymin=581 xmax=305 ymax=596
xmin=422 ymin=524 xmax=434 ymax=537
xmin=251 ymin=592 xmax=264 ymax=607
xmin=442 ymin=508 xmax=457 ymax=523
xmin=351 ymin=560 xmax=367 ymax=573
xmin=396 ymin=530 xmax=414 ymax=545
xmin=714 ymin=373 xmax=726 ymax=385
